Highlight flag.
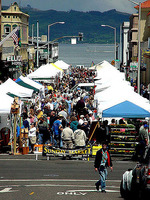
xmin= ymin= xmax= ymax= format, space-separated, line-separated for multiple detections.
xmin=91 ymin=61 xmax=95 ymax=67
xmin=11 ymin=29 xmax=21 ymax=47
xmin=0 ymin=26 xmax=20 ymax=47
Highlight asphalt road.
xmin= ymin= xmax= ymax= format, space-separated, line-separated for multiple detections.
xmin=0 ymin=155 xmax=136 ymax=200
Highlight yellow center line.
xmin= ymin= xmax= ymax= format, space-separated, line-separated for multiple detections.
xmin=29 ymin=192 xmax=34 ymax=195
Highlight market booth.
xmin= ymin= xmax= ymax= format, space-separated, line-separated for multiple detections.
xmin=0 ymin=78 xmax=34 ymax=98
xmin=27 ymin=63 xmax=63 ymax=82
xmin=93 ymin=60 xmax=150 ymax=156
xmin=101 ymin=100 xmax=150 ymax=156
xmin=0 ymin=94 xmax=14 ymax=153
xmin=54 ymin=60 xmax=70 ymax=71
xmin=15 ymin=75 xmax=44 ymax=93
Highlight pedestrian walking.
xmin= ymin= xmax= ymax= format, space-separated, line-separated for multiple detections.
xmin=94 ymin=141 xmax=113 ymax=193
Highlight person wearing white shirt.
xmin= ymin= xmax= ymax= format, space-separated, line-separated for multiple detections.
xmin=28 ymin=123 xmax=37 ymax=153
xmin=79 ymin=115 xmax=84 ymax=125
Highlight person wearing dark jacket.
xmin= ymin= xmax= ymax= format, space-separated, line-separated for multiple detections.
xmin=94 ymin=141 xmax=113 ymax=193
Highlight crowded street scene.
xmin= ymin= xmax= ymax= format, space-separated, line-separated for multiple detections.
xmin=0 ymin=0 xmax=150 ymax=199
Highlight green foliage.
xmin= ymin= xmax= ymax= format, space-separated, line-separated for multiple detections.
xmin=2 ymin=6 xmax=130 ymax=43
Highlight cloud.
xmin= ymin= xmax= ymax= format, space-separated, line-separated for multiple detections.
xmin=2 ymin=0 xmax=141 ymax=13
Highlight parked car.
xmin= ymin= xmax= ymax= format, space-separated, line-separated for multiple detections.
xmin=120 ymin=146 xmax=150 ymax=199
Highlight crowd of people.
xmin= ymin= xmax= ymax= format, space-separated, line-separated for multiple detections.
xmin=20 ymin=67 xmax=97 ymax=153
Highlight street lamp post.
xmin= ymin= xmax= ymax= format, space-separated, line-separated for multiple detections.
xmin=101 ymin=24 xmax=116 ymax=67
xmin=128 ymin=0 xmax=141 ymax=94
xmin=47 ymin=22 xmax=65 ymax=64
xmin=32 ymin=24 xmax=34 ymax=44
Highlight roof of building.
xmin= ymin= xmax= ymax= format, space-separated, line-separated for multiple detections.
xmin=2 ymin=2 xmax=29 ymax=17
xmin=135 ymin=0 xmax=150 ymax=9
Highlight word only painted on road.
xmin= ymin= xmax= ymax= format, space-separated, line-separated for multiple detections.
xmin=57 ymin=191 xmax=86 ymax=196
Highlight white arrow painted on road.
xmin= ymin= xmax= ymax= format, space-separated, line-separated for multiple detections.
xmin=0 ymin=188 xmax=18 ymax=193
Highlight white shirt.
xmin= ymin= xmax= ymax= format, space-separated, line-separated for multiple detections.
xmin=79 ymin=119 xmax=84 ymax=125
xmin=28 ymin=127 xmax=36 ymax=137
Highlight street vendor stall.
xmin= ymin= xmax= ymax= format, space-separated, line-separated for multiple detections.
xmin=100 ymin=101 xmax=150 ymax=156
xmin=27 ymin=63 xmax=63 ymax=81
xmin=15 ymin=75 xmax=44 ymax=93
xmin=0 ymin=78 xmax=34 ymax=98
xmin=54 ymin=60 xmax=70 ymax=70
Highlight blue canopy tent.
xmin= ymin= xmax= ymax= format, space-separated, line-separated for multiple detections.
xmin=102 ymin=101 xmax=150 ymax=118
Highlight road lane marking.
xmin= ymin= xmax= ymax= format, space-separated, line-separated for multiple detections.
xmin=0 ymin=188 xmax=18 ymax=193
xmin=0 ymin=179 xmax=121 ymax=182
xmin=29 ymin=192 xmax=34 ymax=195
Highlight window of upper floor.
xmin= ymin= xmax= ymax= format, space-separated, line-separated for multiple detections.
xmin=4 ymin=25 xmax=11 ymax=35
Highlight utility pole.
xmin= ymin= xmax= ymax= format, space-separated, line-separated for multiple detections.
xmin=37 ymin=20 xmax=39 ymax=68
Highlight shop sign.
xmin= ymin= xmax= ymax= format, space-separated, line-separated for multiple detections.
xmin=6 ymin=56 xmax=22 ymax=66
xmin=7 ymin=55 xmax=22 ymax=62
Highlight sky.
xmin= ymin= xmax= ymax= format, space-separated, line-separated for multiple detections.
xmin=2 ymin=0 xmax=142 ymax=14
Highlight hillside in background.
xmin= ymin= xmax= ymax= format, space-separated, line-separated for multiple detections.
xmin=2 ymin=5 xmax=131 ymax=43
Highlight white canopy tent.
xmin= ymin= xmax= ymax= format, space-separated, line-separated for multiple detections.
xmin=0 ymin=94 xmax=14 ymax=113
xmin=95 ymin=78 xmax=131 ymax=94
xmin=54 ymin=60 xmax=70 ymax=70
xmin=16 ymin=75 xmax=44 ymax=93
xmin=93 ymin=60 xmax=125 ymax=81
xmin=92 ymin=60 xmax=150 ymax=116
xmin=27 ymin=63 xmax=63 ymax=80
xmin=95 ymin=80 xmax=150 ymax=116
xmin=0 ymin=78 xmax=33 ymax=98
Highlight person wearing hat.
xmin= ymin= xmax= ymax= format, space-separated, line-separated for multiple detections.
xmin=94 ymin=141 xmax=113 ymax=193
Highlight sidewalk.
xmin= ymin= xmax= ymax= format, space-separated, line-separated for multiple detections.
xmin=0 ymin=153 xmax=133 ymax=162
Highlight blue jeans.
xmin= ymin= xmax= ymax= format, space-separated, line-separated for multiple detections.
xmin=96 ymin=166 xmax=108 ymax=191
xmin=38 ymin=133 xmax=43 ymax=144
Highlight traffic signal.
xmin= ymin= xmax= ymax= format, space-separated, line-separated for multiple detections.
xmin=78 ymin=32 xmax=83 ymax=41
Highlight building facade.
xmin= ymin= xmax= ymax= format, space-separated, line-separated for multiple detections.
xmin=1 ymin=2 xmax=29 ymax=76
xmin=0 ymin=0 xmax=2 ymax=59
xmin=122 ymin=22 xmax=130 ymax=66
xmin=127 ymin=0 xmax=150 ymax=87
xmin=128 ymin=13 xmax=138 ymax=64
xmin=135 ymin=0 xmax=150 ymax=86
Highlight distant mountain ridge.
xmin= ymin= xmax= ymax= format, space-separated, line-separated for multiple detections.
xmin=2 ymin=5 xmax=131 ymax=43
